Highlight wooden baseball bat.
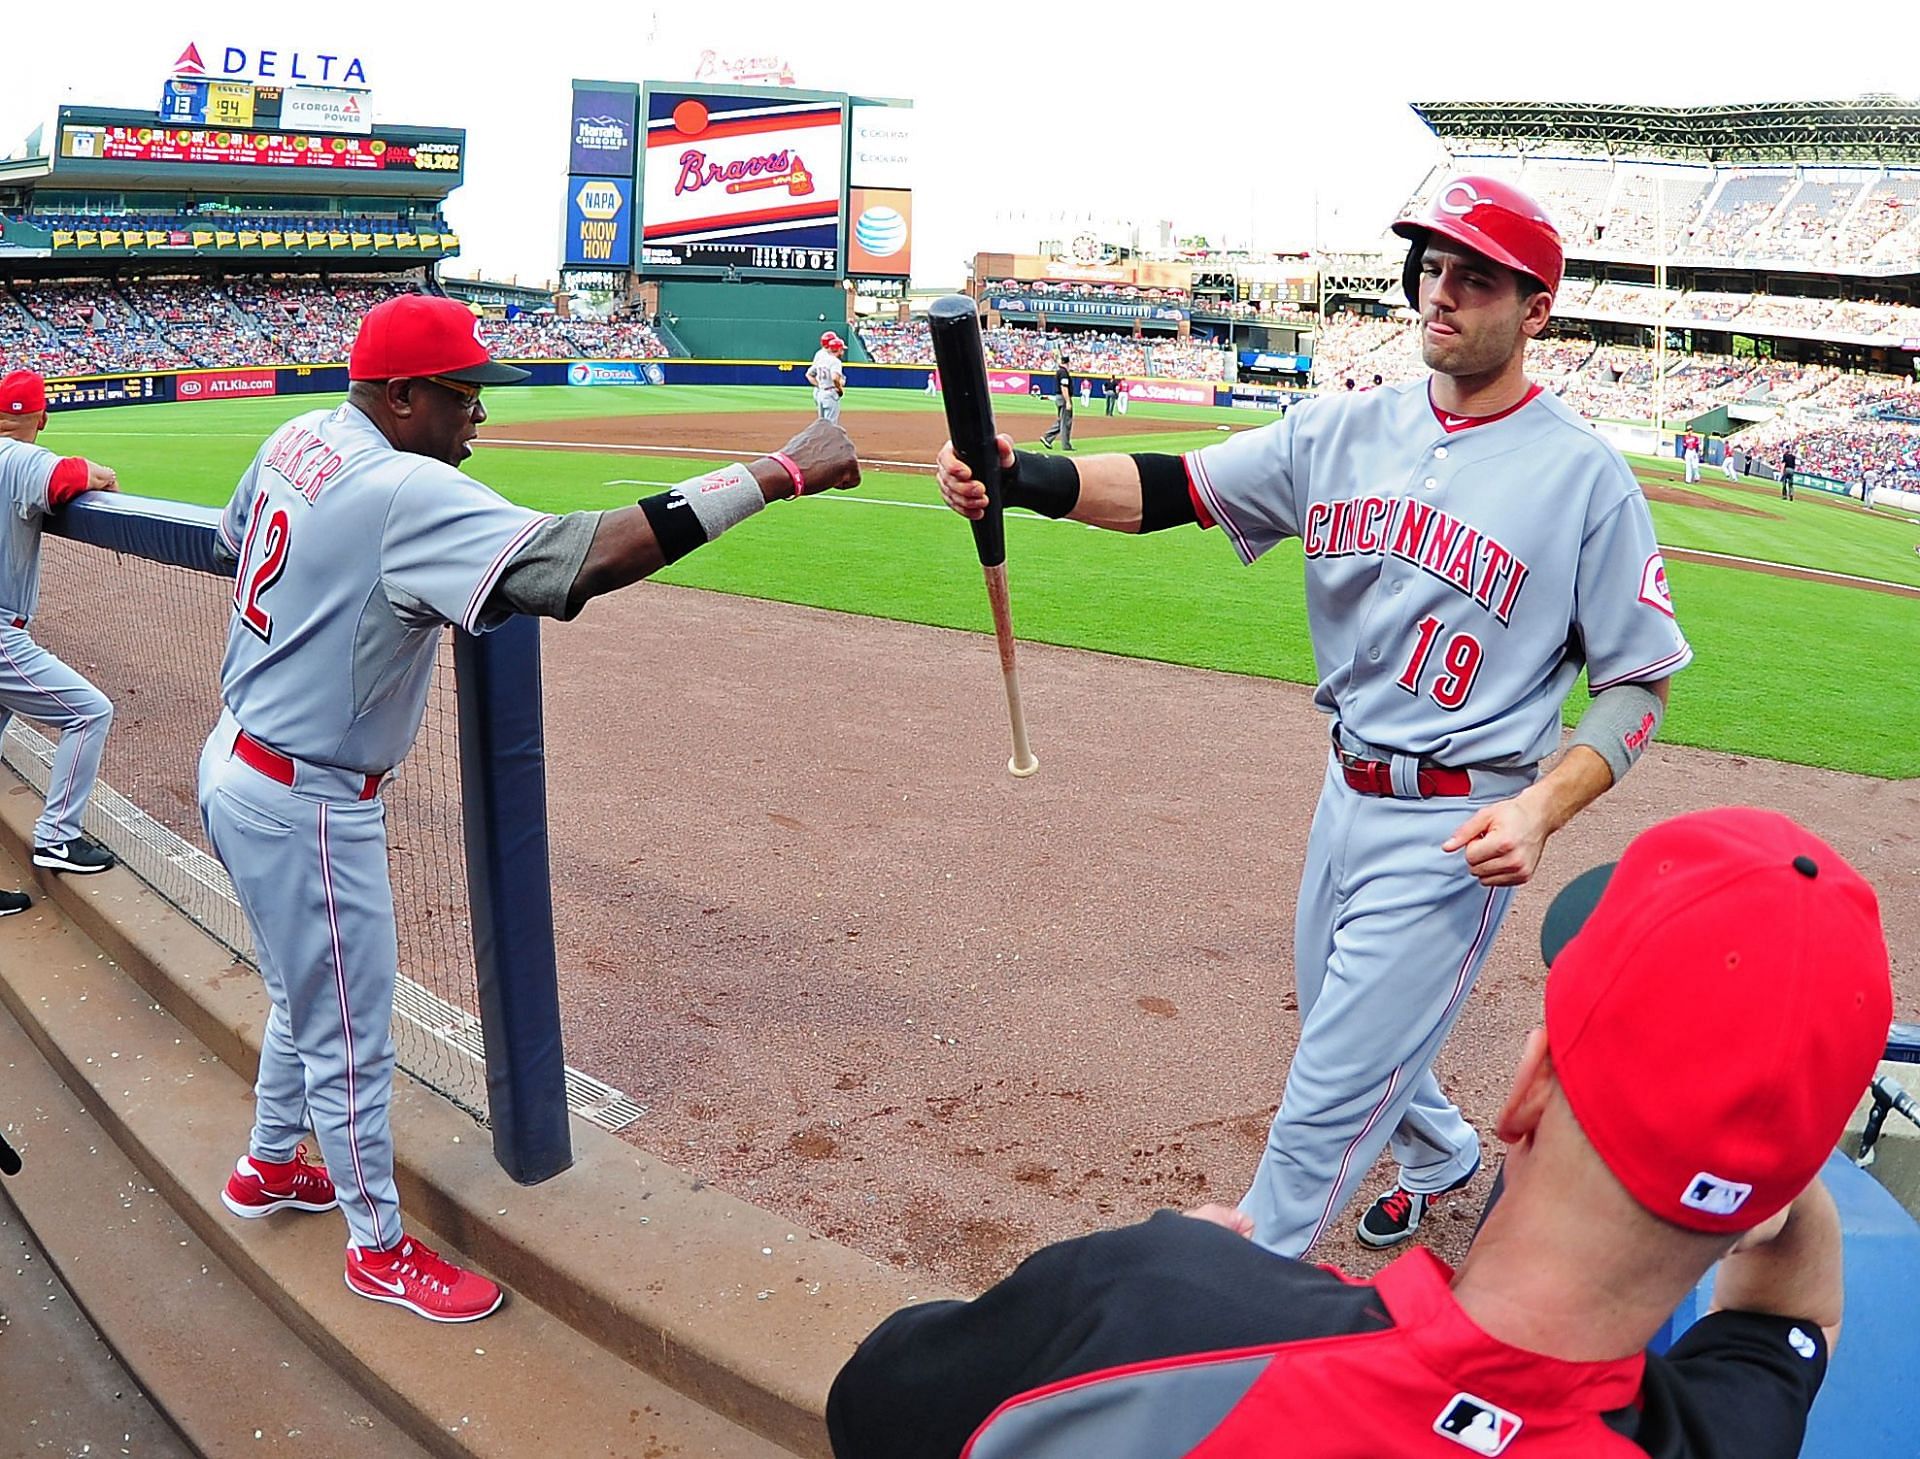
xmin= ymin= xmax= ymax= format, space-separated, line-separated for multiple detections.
xmin=926 ymin=294 xmax=1039 ymax=778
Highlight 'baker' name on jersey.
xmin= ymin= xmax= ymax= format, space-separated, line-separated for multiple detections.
xmin=1303 ymin=496 xmax=1530 ymax=624
xmin=263 ymin=425 xmax=346 ymax=503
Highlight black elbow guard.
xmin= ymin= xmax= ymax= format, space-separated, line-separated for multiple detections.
xmin=1135 ymin=453 xmax=1197 ymax=532
xmin=1005 ymin=450 xmax=1081 ymax=518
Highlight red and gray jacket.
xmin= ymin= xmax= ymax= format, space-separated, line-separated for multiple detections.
xmin=827 ymin=1211 xmax=1826 ymax=1459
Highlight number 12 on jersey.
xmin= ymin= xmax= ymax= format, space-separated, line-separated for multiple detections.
xmin=235 ymin=501 xmax=292 ymax=642
xmin=1395 ymin=615 xmax=1483 ymax=711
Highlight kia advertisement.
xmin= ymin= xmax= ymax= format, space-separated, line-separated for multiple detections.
xmin=177 ymin=368 xmax=277 ymax=401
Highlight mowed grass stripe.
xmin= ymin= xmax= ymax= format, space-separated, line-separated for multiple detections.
xmin=49 ymin=387 xmax=1920 ymax=777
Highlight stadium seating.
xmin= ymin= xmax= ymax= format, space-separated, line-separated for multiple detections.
xmin=0 ymin=276 xmax=667 ymax=374
xmin=857 ymin=321 xmax=1230 ymax=380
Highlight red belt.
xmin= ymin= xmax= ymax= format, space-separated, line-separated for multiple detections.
xmin=8 ymin=618 xmax=23 ymax=629
xmin=233 ymin=729 xmax=382 ymax=801
xmin=1338 ymin=753 xmax=1471 ymax=799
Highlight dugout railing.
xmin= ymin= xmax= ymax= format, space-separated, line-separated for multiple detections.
xmin=1 ymin=492 xmax=579 ymax=1183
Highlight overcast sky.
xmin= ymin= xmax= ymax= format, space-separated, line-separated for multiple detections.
xmin=9 ymin=3 xmax=1917 ymax=288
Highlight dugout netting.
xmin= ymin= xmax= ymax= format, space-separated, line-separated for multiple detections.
xmin=4 ymin=532 xmax=490 ymax=1116
xmin=1 ymin=494 xmax=640 ymax=1174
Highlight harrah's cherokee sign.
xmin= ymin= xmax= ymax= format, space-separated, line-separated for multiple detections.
xmin=569 ymin=87 xmax=635 ymax=178
xmin=171 ymin=41 xmax=368 ymax=88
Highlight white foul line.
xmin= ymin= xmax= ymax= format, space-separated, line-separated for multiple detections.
xmin=485 ymin=436 xmax=935 ymax=472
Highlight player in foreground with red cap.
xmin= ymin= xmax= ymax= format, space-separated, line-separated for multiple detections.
xmin=199 ymin=294 xmax=860 ymax=1323
xmin=828 ymin=807 xmax=1892 ymax=1458
xmin=0 ymin=369 xmax=124 ymax=914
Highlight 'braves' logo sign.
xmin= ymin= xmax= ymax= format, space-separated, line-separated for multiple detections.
xmin=675 ymin=148 xmax=800 ymax=196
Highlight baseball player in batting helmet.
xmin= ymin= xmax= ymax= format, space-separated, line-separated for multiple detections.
xmin=810 ymin=333 xmax=849 ymax=424
xmin=937 ymin=173 xmax=1689 ymax=1259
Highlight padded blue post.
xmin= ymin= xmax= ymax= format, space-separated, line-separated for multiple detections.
xmin=1652 ymin=1151 xmax=1920 ymax=1458
xmin=454 ymin=616 xmax=573 ymax=1184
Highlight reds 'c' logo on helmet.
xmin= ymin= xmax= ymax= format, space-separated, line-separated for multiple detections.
xmin=1392 ymin=174 xmax=1563 ymax=304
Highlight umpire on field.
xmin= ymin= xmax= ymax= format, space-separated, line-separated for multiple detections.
xmin=829 ymin=808 xmax=1890 ymax=1459
xmin=1040 ymin=354 xmax=1075 ymax=451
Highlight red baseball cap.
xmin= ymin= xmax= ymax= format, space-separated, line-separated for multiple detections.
xmin=1542 ymin=808 xmax=1890 ymax=1233
xmin=348 ymin=295 xmax=530 ymax=385
xmin=0 ymin=370 xmax=48 ymax=415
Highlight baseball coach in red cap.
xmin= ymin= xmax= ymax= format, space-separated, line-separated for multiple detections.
xmin=829 ymin=807 xmax=1892 ymax=1459
xmin=197 ymin=292 xmax=863 ymax=1325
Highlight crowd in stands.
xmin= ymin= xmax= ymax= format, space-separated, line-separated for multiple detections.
xmin=0 ymin=275 xmax=667 ymax=375
xmin=858 ymin=320 xmax=1231 ymax=380
xmin=1309 ymin=309 xmax=1920 ymax=487
xmin=1398 ymin=158 xmax=1920 ymax=273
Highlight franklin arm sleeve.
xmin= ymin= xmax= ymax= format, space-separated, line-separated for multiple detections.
xmin=1568 ymin=680 xmax=1664 ymax=785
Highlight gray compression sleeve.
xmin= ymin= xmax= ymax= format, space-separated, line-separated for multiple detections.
xmin=491 ymin=510 xmax=604 ymax=621
xmin=1569 ymin=681 xmax=1665 ymax=785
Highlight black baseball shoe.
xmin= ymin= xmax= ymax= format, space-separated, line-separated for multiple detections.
xmin=0 ymin=888 xmax=30 ymax=916
xmin=1356 ymin=1159 xmax=1479 ymax=1249
xmin=33 ymin=837 xmax=116 ymax=875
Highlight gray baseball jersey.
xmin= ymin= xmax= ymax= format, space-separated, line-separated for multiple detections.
xmin=0 ymin=437 xmax=116 ymax=851
xmin=202 ymin=398 xmax=550 ymax=1253
xmin=215 ymin=401 xmax=551 ymax=774
xmin=1180 ymin=379 xmax=1691 ymax=1256
xmin=1186 ymin=382 xmax=1690 ymax=766
xmin=809 ymin=348 xmax=846 ymax=424
xmin=0 ymin=437 xmax=59 ymax=620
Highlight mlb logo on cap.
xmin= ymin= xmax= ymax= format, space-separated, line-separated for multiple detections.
xmin=0 ymin=370 xmax=48 ymax=415
xmin=1434 ymin=1393 xmax=1523 ymax=1455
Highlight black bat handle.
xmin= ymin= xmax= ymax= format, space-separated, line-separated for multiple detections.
xmin=0 ymin=1127 xmax=20 ymax=1177
xmin=926 ymin=295 xmax=1006 ymax=568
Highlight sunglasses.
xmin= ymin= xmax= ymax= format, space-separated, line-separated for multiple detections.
xmin=424 ymin=375 xmax=485 ymax=412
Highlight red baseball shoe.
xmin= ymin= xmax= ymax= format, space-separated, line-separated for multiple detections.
xmin=221 ymin=1145 xmax=339 ymax=1218
xmin=345 ymin=1234 xmax=504 ymax=1324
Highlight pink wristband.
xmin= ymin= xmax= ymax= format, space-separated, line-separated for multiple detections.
xmin=770 ymin=450 xmax=807 ymax=498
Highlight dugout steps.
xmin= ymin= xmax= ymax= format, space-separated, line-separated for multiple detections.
xmin=0 ymin=788 xmax=947 ymax=1456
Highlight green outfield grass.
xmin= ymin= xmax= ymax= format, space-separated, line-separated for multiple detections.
xmin=49 ymin=385 xmax=1920 ymax=778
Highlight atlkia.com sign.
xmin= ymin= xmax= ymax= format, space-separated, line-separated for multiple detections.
xmin=171 ymin=41 xmax=369 ymax=88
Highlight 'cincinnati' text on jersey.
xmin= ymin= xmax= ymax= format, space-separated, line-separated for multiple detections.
xmin=1301 ymin=495 xmax=1529 ymax=624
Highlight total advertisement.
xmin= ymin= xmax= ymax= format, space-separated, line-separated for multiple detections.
xmin=570 ymin=85 xmax=637 ymax=178
xmin=847 ymin=187 xmax=911 ymax=277
xmin=564 ymin=175 xmax=633 ymax=268
xmin=566 ymin=360 xmax=665 ymax=386
xmin=177 ymin=367 xmax=277 ymax=400
xmin=638 ymin=86 xmax=844 ymax=277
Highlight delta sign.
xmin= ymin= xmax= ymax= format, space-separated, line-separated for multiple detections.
xmin=171 ymin=41 xmax=369 ymax=88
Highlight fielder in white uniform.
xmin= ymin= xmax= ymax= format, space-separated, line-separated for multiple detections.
xmin=204 ymin=295 xmax=861 ymax=1323
xmin=0 ymin=369 xmax=123 ymax=908
xmin=810 ymin=331 xmax=848 ymax=423
xmin=939 ymin=178 xmax=1689 ymax=1257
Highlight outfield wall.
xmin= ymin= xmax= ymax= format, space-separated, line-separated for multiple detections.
xmin=40 ymin=359 xmax=1244 ymax=411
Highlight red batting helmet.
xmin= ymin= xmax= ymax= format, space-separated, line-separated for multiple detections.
xmin=821 ymin=331 xmax=845 ymax=353
xmin=1391 ymin=175 xmax=1563 ymax=307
